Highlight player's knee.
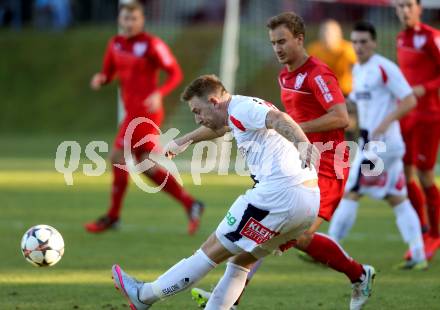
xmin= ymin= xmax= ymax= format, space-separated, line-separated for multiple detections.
xmin=344 ymin=191 xmax=360 ymax=201
xmin=295 ymin=232 xmax=313 ymax=250
xmin=386 ymin=195 xmax=406 ymax=207
xmin=110 ymin=150 xmax=125 ymax=165
xmin=201 ymin=233 xmax=233 ymax=264
xmin=404 ymin=165 xmax=417 ymax=182
xmin=418 ymin=170 xmax=435 ymax=188
xmin=229 ymin=252 xmax=257 ymax=269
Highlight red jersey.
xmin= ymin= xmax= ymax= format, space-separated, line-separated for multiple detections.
xmin=101 ymin=32 xmax=182 ymax=117
xmin=279 ymin=56 xmax=347 ymax=179
xmin=397 ymin=23 xmax=440 ymax=121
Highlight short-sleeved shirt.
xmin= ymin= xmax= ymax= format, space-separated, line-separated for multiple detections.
xmin=397 ymin=23 xmax=440 ymax=122
xmin=350 ymin=54 xmax=413 ymax=154
xmin=279 ymin=56 xmax=347 ymax=179
xmin=227 ymin=95 xmax=317 ymax=211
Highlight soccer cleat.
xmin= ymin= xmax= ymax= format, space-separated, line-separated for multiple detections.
xmin=112 ymin=264 xmax=151 ymax=310
xmin=404 ymin=235 xmax=440 ymax=261
xmin=424 ymin=236 xmax=440 ymax=261
xmin=191 ymin=288 xmax=237 ymax=309
xmin=191 ymin=288 xmax=210 ymax=308
xmin=84 ymin=215 xmax=119 ymax=233
xmin=395 ymin=259 xmax=428 ymax=271
xmin=188 ymin=201 xmax=205 ymax=235
xmin=350 ymin=265 xmax=375 ymax=310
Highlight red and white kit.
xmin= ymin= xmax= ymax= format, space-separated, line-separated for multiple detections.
xmin=279 ymin=56 xmax=349 ymax=221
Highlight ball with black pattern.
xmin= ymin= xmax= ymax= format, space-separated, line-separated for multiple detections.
xmin=21 ymin=225 xmax=64 ymax=267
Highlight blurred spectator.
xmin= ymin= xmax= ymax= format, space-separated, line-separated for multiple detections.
xmin=34 ymin=0 xmax=71 ymax=30
xmin=307 ymin=19 xmax=356 ymax=96
xmin=0 ymin=0 xmax=23 ymax=28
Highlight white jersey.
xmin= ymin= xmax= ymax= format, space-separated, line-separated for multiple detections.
xmin=350 ymin=54 xmax=413 ymax=154
xmin=227 ymin=95 xmax=317 ymax=211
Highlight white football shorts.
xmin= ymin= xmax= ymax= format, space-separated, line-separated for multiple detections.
xmin=216 ymin=184 xmax=319 ymax=258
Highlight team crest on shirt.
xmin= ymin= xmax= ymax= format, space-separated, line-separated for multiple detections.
xmin=413 ymin=34 xmax=426 ymax=49
xmin=133 ymin=42 xmax=148 ymax=57
xmin=294 ymin=73 xmax=307 ymax=89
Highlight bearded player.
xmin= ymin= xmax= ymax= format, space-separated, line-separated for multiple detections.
xmin=192 ymin=12 xmax=375 ymax=310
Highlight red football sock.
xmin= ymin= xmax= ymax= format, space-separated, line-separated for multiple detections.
xmin=424 ymin=185 xmax=440 ymax=238
xmin=148 ymin=168 xmax=194 ymax=212
xmin=107 ymin=166 xmax=129 ymax=219
xmin=304 ymin=233 xmax=364 ymax=283
xmin=407 ymin=180 xmax=428 ymax=232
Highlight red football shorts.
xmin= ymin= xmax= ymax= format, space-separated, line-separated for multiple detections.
xmin=400 ymin=118 xmax=440 ymax=171
xmin=113 ymin=110 xmax=164 ymax=156
xmin=318 ymin=168 xmax=349 ymax=221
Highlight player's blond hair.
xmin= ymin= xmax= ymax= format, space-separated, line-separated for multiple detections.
xmin=181 ymin=75 xmax=227 ymax=101
xmin=267 ymin=12 xmax=306 ymax=38
xmin=119 ymin=1 xmax=144 ymax=14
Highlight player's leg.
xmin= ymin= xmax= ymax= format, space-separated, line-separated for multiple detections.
xmin=401 ymin=120 xmax=428 ymax=233
xmin=387 ymin=195 xmax=427 ymax=269
xmin=328 ymin=192 xmax=361 ymax=242
xmin=204 ymin=253 xmax=255 ymax=310
xmin=415 ymin=122 xmax=440 ymax=258
xmin=112 ymin=233 xmax=231 ymax=309
xmin=84 ymin=146 xmax=128 ymax=233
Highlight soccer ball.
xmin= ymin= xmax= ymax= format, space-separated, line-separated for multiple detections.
xmin=21 ymin=225 xmax=65 ymax=267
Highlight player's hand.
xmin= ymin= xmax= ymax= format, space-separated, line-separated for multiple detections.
xmin=372 ymin=122 xmax=389 ymax=140
xmin=164 ymin=139 xmax=193 ymax=159
xmin=90 ymin=73 xmax=106 ymax=90
xmin=144 ymin=92 xmax=162 ymax=113
xmin=298 ymin=142 xmax=320 ymax=170
xmin=412 ymin=85 xmax=426 ymax=98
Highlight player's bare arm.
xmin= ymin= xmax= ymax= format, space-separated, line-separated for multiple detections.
xmin=266 ymin=109 xmax=320 ymax=168
xmin=165 ymin=126 xmax=230 ymax=158
xmin=372 ymin=93 xmax=417 ymax=139
xmin=299 ymin=103 xmax=349 ymax=133
xmin=180 ymin=125 xmax=230 ymax=145
xmin=90 ymin=73 xmax=107 ymax=90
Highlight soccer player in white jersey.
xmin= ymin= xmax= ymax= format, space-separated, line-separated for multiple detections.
xmin=110 ymin=74 xmax=324 ymax=309
xmin=328 ymin=21 xmax=427 ymax=269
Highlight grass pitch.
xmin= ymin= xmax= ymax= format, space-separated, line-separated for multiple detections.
xmin=1 ymin=156 xmax=440 ymax=310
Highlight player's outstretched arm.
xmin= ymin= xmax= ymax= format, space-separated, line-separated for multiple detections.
xmin=165 ymin=126 xmax=230 ymax=158
xmin=265 ymin=110 xmax=320 ymax=169
xmin=372 ymin=93 xmax=416 ymax=139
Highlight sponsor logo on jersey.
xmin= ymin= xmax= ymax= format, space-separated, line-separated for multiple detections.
xmin=294 ymin=73 xmax=307 ymax=89
xmin=240 ymin=217 xmax=277 ymax=244
xmin=314 ymin=75 xmax=334 ymax=103
xmin=413 ymin=34 xmax=426 ymax=50
xmin=133 ymin=42 xmax=148 ymax=57
xmin=226 ymin=212 xmax=237 ymax=226
xmin=355 ymin=91 xmax=372 ymax=100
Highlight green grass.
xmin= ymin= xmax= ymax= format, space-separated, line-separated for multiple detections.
xmin=1 ymin=152 xmax=440 ymax=310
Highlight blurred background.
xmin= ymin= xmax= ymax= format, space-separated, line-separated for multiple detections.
xmin=2 ymin=2 xmax=440 ymax=308
xmin=0 ymin=0 xmax=439 ymax=162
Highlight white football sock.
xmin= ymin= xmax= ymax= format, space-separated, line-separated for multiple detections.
xmin=328 ymin=198 xmax=359 ymax=242
xmin=205 ymin=262 xmax=250 ymax=310
xmin=139 ymin=249 xmax=217 ymax=304
xmin=393 ymin=199 xmax=426 ymax=262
